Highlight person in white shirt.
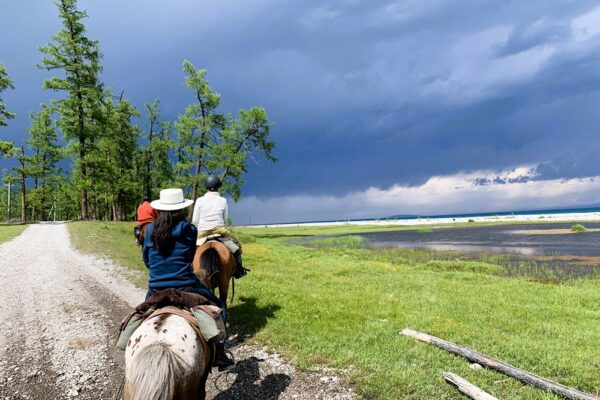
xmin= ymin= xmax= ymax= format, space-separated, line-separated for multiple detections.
xmin=191 ymin=175 xmax=248 ymax=279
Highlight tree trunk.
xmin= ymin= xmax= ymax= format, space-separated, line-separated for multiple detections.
xmin=41 ymin=178 xmax=46 ymax=221
xmin=189 ymin=130 xmax=207 ymax=221
xmin=76 ymin=88 xmax=88 ymax=220
xmin=19 ymin=146 xmax=27 ymax=223
xmin=112 ymin=199 xmax=117 ymax=221
xmin=118 ymin=189 xmax=125 ymax=221
xmin=145 ymin=119 xmax=154 ymax=199
xmin=91 ymin=193 xmax=98 ymax=220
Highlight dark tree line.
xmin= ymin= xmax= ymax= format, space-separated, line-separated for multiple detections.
xmin=0 ymin=0 xmax=276 ymax=223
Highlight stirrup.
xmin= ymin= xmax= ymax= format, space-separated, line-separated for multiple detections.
xmin=216 ymin=349 xmax=236 ymax=372
xmin=234 ymin=267 xmax=249 ymax=279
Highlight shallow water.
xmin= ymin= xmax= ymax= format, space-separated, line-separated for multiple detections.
xmin=360 ymin=222 xmax=600 ymax=257
xmin=299 ymin=222 xmax=600 ymax=281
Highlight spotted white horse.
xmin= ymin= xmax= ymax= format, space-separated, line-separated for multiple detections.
xmin=124 ymin=311 xmax=212 ymax=400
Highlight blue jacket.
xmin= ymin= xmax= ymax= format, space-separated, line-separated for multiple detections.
xmin=143 ymin=220 xmax=198 ymax=289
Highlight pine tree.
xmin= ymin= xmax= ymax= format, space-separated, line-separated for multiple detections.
xmin=13 ymin=145 xmax=29 ymax=223
xmin=27 ymin=104 xmax=62 ymax=220
xmin=38 ymin=0 xmax=103 ymax=219
xmin=98 ymin=94 xmax=141 ymax=220
xmin=175 ymin=60 xmax=223 ymax=202
xmin=217 ymin=107 xmax=276 ymax=200
xmin=175 ymin=61 xmax=277 ymax=205
xmin=141 ymin=99 xmax=173 ymax=198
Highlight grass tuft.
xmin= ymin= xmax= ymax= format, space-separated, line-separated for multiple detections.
xmin=0 ymin=224 xmax=27 ymax=244
xmin=571 ymin=224 xmax=587 ymax=233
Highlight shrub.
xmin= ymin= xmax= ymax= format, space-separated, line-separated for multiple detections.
xmin=571 ymin=224 xmax=586 ymax=233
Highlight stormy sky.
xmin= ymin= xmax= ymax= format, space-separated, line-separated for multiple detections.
xmin=3 ymin=1 xmax=600 ymax=224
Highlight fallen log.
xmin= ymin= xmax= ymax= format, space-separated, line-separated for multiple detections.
xmin=401 ymin=328 xmax=599 ymax=400
xmin=443 ymin=372 xmax=498 ymax=400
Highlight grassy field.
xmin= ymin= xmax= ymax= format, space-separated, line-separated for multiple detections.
xmin=69 ymin=221 xmax=600 ymax=399
xmin=0 ymin=224 xmax=27 ymax=244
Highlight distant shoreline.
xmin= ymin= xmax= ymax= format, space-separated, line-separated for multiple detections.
xmin=252 ymin=210 xmax=600 ymax=228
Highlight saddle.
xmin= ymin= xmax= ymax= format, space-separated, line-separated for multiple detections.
xmin=136 ymin=288 xmax=212 ymax=313
xmin=117 ymin=288 xmax=225 ymax=350
xmin=197 ymin=233 xmax=225 ymax=247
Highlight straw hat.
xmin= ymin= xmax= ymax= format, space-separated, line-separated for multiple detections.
xmin=150 ymin=188 xmax=194 ymax=211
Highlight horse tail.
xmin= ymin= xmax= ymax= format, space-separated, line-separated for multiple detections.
xmin=127 ymin=342 xmax=183 ymax=400
xmin=200 ymin=246 xmax=220 ymax=278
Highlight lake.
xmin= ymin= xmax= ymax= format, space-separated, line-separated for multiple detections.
xmin=359 ymin=222 xmax=600 ymax=257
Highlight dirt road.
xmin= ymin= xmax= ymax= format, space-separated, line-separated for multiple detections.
xmin=0 ymin=223 xmax=353 ymax=400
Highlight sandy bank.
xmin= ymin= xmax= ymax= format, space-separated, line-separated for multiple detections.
xmin=253 ymin=211 xmax=600 ymax=228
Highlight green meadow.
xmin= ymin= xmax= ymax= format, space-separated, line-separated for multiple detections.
xmin=0 ymin=224 xmax=27 ymax=244
xmin=69 ymin=221 xmax=600 ymax=399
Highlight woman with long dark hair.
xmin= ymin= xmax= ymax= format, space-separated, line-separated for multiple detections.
xmin=142 ymin=188 xmax=234 ymax=370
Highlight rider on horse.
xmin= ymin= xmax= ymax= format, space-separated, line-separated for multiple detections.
xmin=142 ymin=188 xmax=235 ymax=371
xmin=133 ymin=196 xmax=156 ymax=246
xmin=191 ymin=175 xmax=248 ymax=279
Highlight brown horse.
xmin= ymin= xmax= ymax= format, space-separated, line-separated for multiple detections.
xmin=193 ymin=240 xmax=236 ymax=305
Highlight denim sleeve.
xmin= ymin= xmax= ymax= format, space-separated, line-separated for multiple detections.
xmin=142 ymin=244 xmax=150 ymax=269
xmin=142 ymin=224 xmax=152 ymax=269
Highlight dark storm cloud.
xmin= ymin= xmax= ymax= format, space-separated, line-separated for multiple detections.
xmin=2 ymin=0 xmax=600 ymax=204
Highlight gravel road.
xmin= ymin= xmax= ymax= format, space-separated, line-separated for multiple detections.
xmin=0 ymin=223 xmax=354 ymax=400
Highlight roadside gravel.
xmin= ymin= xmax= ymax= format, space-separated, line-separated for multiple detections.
xmin=0 ymin=223 xmax=354 ymax=400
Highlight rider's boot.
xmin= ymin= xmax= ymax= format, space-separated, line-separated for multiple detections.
xmin=233 ymin=251 xmax=248 ymax=279
xmin=214 ymin=342 xmax=235 ymax=372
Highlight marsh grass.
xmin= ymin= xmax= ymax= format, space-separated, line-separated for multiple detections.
xmin=68 ymin=222 xmax=600 ymax=399
xmin=571 ymin=224 xmax=587 ymax=233
xmin=308 ymin=235 xmax=365 ymax=247
xmin=306 ymin=235 xmax=600 ymax=282
xmin=0 ymin=223 xmax=27 ymax=244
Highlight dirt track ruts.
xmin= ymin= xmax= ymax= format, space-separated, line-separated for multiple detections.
xmin=0 ymin=223 xmax=354 ymax=400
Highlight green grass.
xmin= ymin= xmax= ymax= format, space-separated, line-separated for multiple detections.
xmin=0 ymin=224 xmax=27 ymax=244
xmin=310 ymin=235 xmax=365 ymax=247
xmin=68 ymin=221 xmax=148 ymax=287
xmin=571 ymin=224 xmax=587 ymax=233
xmin=68 ymin=222 xmax=600 ymax=399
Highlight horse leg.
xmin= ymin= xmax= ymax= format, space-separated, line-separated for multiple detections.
xmin=192 ymin=246 xmax=201 ymax=274
xmin=218 ymin=275 xmax=230 ymax=305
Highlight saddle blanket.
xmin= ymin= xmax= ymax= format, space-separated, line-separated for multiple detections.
xmin=117 ymin=289 xmax=225 ymax=350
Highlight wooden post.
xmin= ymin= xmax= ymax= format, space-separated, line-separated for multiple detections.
xmin=443 ymin=372 xmax=498 ymax=400
xmin=401 ymin=328 xmax=600 ymax=400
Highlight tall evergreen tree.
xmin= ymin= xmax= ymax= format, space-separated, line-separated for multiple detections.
xmin=13 ymin=145 xmax=29 ymax=223
xmin=216 ymin=107 xmax=276 ymax=200
xmin=175 ymin=61 xmax=277 ymax=205
xmin=97 ymin=94 xmax=140 ymax=220
xmin=38 ymin=0 xmax=103 ymax=219
xmin=175 ymin=60 xmax=223 ymax=202
xmin=27 ymin=105 xmax=62 ymax=220
xmin=140 ymin=99 xmax=173 ymax=198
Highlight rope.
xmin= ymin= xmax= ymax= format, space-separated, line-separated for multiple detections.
xmin=114 ymin=376 xmax=125 ymax=400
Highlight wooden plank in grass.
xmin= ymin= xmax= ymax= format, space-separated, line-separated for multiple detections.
xmin=443 ymin=372 xmax=498 ymax=400
xmin=401 ymin=328 xmax=599 ymax=400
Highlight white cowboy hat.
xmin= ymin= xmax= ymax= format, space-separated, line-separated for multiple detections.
xmin=150 ymin=188 xmax=194 ymax=211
